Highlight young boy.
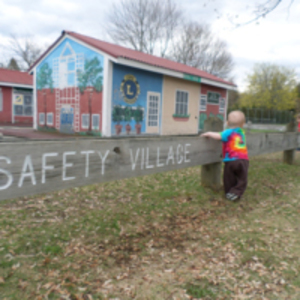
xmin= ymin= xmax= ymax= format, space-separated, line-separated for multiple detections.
xmin=201 ymin=111 xmax=249 ymax=201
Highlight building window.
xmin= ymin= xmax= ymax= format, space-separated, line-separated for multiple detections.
xmin=60 ymin=56 xmax=76 ymax=88
xmin=82 ymin=114 xmax=89 ymax=129
xmin=0 ymin=88 xmax=2 ymax=112
xmin=47 ymin=113 xmax=53 ymax=126
xmin=174 ymin=90 xmax=189 ymax=116
xmin=13 ymin=90 xmax=33 ymax=116
xmin=92 ymin=114 xmax=100 ymax=130
xmin=219 ymin=98 xmax=225 ymax=113
xmin=200 ymin=94 xmax=207 ymax=111
xmin=39 ymin=113 xmax=45 ymax=125
xmin=207 ymin=91 xmax=220 ymax=105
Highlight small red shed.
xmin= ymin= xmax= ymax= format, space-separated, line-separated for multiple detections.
xmin=0 ymin=68 xmax=33 ymax=126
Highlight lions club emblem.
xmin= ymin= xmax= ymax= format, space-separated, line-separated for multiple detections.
xmin=120 ymin=74 xmax=140 ymax=104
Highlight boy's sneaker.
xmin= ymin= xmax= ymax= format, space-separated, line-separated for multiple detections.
xmin=226 ymin=193 xmax=239 ymax=201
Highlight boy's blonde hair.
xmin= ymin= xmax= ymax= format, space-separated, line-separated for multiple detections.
xmin=227 ymin=110 xmax=245 ymax=128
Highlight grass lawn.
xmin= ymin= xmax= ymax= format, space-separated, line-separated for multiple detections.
xmin=1 ymin=152 xmax=300 ymax=299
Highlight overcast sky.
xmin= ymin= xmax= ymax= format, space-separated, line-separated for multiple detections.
xmin=0 ymin=0 xmax=299 ymax=91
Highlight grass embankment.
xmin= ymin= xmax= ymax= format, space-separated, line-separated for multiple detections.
xmin=1 ymin=152 xmax=300 ymax=299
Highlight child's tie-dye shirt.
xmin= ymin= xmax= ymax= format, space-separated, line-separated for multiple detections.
xmin=220 ymin=127 xmax=248 ymax=162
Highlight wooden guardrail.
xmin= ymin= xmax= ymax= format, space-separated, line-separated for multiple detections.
xmin=0 ymin=130 xmax=299 ymax=201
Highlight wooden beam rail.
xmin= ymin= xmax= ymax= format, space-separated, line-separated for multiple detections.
xmin=0 ymin=132 xmax=299 ymax=201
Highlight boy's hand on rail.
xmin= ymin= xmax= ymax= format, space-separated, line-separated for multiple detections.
xmin=200 ymin=132 xmax=221 ymax=140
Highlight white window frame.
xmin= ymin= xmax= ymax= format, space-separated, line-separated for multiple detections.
xmin=0 ymin=88 xmax=2 ymax=112
xmin=92 ymin=114 xmax=100 ymax=130
xmin=147 ymin=92 xmax=160 ymax=127
xmin=47 ymin=112 xmax=53 ymax=126
xmin=200 ymin=94 xmax=207 ymax=112
xmin=39 ymin=113 xmax=45 ymax=125
xmin=81 ymin=114 xmax=90 ymax=129
xmin=219 ymin=98 xmax=225 ymax=113
xmin=174 ymin=89 xmax=189 ymax=116
xmin=207 ymin=91 xmax=220 ymax=105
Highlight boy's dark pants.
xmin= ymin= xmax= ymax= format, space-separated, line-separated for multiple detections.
xmin=223 ymin=159 xmax=249 ymax=197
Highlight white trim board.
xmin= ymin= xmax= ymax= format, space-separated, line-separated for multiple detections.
xmin=33 ymin=67 xmax=37 ymax=129
xmin=117 ymin=58 xmax=183 ymax=79
xmin=201 ymin=78 xmax=236 ymax=91
xmin=33 ymin=34 xmax=118 ymax=71
xmin=0 ymin=82 xmax=33 ymax=89
xmin=102 ymin=58 xmax=113 ymax=137
xmin=65 ymin=35 xmax=118 ymax=63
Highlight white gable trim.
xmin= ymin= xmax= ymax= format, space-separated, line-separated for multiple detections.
xmin=34 ymin=36 xmax=69 ymax=70
xmin=0 ymin=82 xmax=32 ymax=89
xmin=34 ymin=35 xmax=117 ymax=70
xmin=65 ymin=35 xmax=118 ymax=63
xmin=201 ymin=78 xmax=236 ymax=91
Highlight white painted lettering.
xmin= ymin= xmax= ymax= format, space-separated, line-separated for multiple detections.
xmin=81 ymin=150 xmax=95 ymax=177
xmin=166 ymin=146 xmax=175 ymax=165
xmin=176 ymin=144 xmax=184 ymax=164
xmin=18 ymin=155 xmax=36 ymax=187
xmin=63 ymin=152 xmax=76 ymax=181
xmin=0 ymin=156 xmax=13 ymax=191
xmin=42 ymin=153 xmax=58 ymax=184
xmin=130 ymin=148 xmax=140 ymax=171
xmin=146 ymin=148 xmax=154 ymax=169
xmin=184 ymin=143 xmax=191 ymax=163
xmin=97 ymin=150 xmax=110 ymax=175
xmin=156 ymin=147 xmax=164 ymax=167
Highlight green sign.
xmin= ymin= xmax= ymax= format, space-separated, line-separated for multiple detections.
xmin=207 ymin=91 xmax=220 ymax=104
xmin=183 ymin=74 xmax=201 ymax=83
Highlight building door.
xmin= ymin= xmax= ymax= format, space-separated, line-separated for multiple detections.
xmin=60 ymin=105 xmax=74 ymax=134
xmin=146 ymin=92 xmax=160 ymax=134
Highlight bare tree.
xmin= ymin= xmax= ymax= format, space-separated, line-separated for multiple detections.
xmin=106 ymin=0 xmax=182 ymax=57
xmin=170 ymin=22 xmax=234 ymax=79
xmin=230 ymin=0 xmax=295 ymax=26
xmin=8 ymin=35 xmax=44 ymax=70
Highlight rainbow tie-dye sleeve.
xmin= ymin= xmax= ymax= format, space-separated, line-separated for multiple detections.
xmin=220 ymin=128 xmax=248 ymax=161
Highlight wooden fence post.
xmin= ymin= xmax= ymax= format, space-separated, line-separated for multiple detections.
xmin=201 ymin=116 xmax=223 ymax=189
xmin=283 ymin=120 xmax=296 ymax=165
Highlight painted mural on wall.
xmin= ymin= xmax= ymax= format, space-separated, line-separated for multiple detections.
xmin=111 ymin=64 xmax=163 ymax=136
xmin=199 ymin=89 xmax=226 ymax=131
xmin=36 ymin=38 xmax=104 ymax=135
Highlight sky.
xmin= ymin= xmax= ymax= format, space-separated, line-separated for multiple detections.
xmin=0 ymin=0 xmax=299 ymax=92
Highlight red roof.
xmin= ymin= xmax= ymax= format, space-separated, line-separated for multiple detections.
xmin=0 ymin=68 xmax=33 ymax=86
xmin=30 ymin=30 xmax=235 ymax=87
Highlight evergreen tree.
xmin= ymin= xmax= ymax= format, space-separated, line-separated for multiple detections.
xmin=7 ymin=58 xmax=20 ymax=71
